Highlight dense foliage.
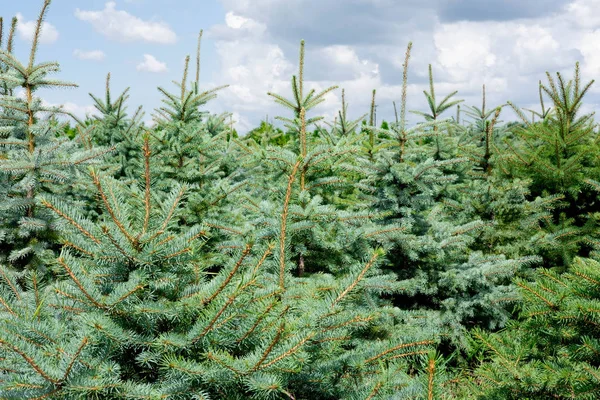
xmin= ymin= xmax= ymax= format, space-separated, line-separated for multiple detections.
xmin=1 ymin=2 xmax=600 ymax=399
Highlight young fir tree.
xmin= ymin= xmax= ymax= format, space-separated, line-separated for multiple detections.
xmin=245 ymin=116 xmax=291 ymax=147
xmin=238 ymin=40 xmax=381 ymax=277
xmin=0 ymin=1 xmax=109 ymax=274
xmin=322 ymin=88 xmax=367 ymax=141
xmin=500 ymin=63 xmax=600 ymax=267
xmin=88 ymin=72 xmax=145 ymax=180
xmin=149 ymin=37 xmax=251 ymax=232
xmin=439 ymin=85 xmax=559 ymax=261
xmin=360 ymin=42 xmax=535 ymax=348
xmin=466 ymin=256 xmax=600 ymax=399
xmin=0 ymin=132 xmax=444 ymax=399
xmin=409 ymin=64 xmax=464 ymax=161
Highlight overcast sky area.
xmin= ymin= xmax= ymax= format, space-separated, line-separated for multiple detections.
xmin=4 ymin=0 xmax=600 ymax=133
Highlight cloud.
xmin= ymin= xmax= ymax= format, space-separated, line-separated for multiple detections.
xmin=316 ymin=45 xmax=380 ymax=80
xmin=437 ymin=0 xmax=570 ymax=22
xmin=208 ymin=12 xmax=268 ymax=40
xmin=208 ymin=12 xmax=384 ymax=132
xmin=206 ymin=0 xmax=600 ymax=133
xmin=73 ymin=49 xmax=106 ymax=61
xmin=15 ymin=12 xmax=59 ymax=44
xmin=216 ymin=0 xmax=436 ymax=47
xmin=136 ymin=54 xmax=168 ymax=73
xmin=60 ymin=102 xmax=97 ymax=119
xmin=433 ymin=22 xmax=497 ymax=83
xmin=565 ymin=0 xmax=600 ymax=28
xmin=75 ymin=2 xmax=177 ymax=44
xmin=208 ymin=12 xmax=294 ymax=117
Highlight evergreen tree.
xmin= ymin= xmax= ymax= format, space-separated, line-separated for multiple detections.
xmin=409 ymin=64 xmax=464 ymax=160
xmin=0 ymin=134 xmax=441 ymax=399
xmin=245 ymin=117 xmax=291 ymax=147
xmin=149 ymin=39 xmax=249 ymax=232
xmin=361 ymin=42 xmax=535 ymax=348
xmin=468 ymin=257 xmax=600 ymax=399
xmin=442 ymin=85 xmax=558 ymax=260
xmin=239 ymin=40 xmax=377 ymax=277
xmin=0 ymin=1 xmax=108 ymax=274
xmin=5 ymin=0 xmax=600 ymax=396
xmin=88 ymin=72 xmax=145 ymax=180
xmin=501 ymin=64 xmax=600 ymax=267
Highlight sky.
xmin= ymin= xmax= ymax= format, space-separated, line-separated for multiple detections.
xmin=3 ymin=0 xmax=600 ymax=133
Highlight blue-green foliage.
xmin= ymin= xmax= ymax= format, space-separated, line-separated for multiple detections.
xmin=2 ymin=1 xmax=600 ymax=398
xmin=0 ymin=4 xmax=107 ymax=274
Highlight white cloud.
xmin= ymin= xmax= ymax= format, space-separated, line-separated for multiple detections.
xmin=75 ymin=2 xmax=177 ymax=44
xmin=192 ymin=0 xmax=600 ymax=132
xmin=61 ymin=102 xmax=97 ymax=119
xmin=513 ymin=25 xmax=562 ymax=73
xmin=225 ymin=12 xmax=266 ymax=33
xmin=208 ymin=11 xmax=267 ymax=40
xmin=38 ymin=99 xmax=95 ymax=120
xmin=319 ymin=45 xmax=380 ymax=78
xmin=15 ymin=12 xmax=59 ymax=44
xmin=433 ymin=21 xmax=497 ymax=83
xmin=576 ymin=30 xmax=600 ymax=79
xmin=73 ymin=49 xmax=106 ymax=61
xmin=208 ymin=13 xmax=385 ymax=132
xmin=136 ymin=54 xmax=168 ymax=73
xmin=565 ymin=0 xmax=600 ymax=28
xmin=213 ymin=40 xmax=293 ymax=117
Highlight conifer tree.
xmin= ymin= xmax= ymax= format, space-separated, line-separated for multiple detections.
xmin=238 ymin=40 xmax=379 ymax=277
xmin=361 ymin=43 xmax=534 ymax=347
xmin=0 ymin=133 xmax=441 ymax=399
xmin=440 ymin=85 xmax=559 ymax=260
xmin=0 ymin=1 xmax=109 ymax=273
xmin=149 ymin=41 xmax=252 ymax=233
xmin=9 ymin=0 xmax=600 ymax=396
xmin=323 ymin=88 xmax=366 ymax=140
xmin=468 ymin=257 xmax=600 ymax=399
xmin=500 ymin=64 xmax=600 ymax=267
xmin=88 ymin=72 xmax=145 ymax=180
xmin=409 ymin=64 xmax=464 ymax=160
xmin=245 ymin=117 xmax=291 ymax=147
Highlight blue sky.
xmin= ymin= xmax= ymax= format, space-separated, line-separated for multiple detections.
xmin=4 ymin=0 xmax=600 ymax=133
xmin=4 ymin=1 xmax=226 ymax=125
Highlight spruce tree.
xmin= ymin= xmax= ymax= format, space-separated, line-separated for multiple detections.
xmin=88 ymin=72 xmax=145 ymax=180
xmin=468 ymin=257 xmax=600 ymax=399
xmin=240 ymin=40 xmax=376 ymax=277
xmin=0 ymin=1 xmax=109 ymax=274
xmin=501 ymin=64 xmax=600 ymax=267
xmin=0 ymin=134 xmax=440 ymax=399
xmin=441 ymin=85 xmax=558 ymax=260
xmin=149 ymin=38 xmax=251 ymax=233
xmin=361 ymin=43 xmax=535 ymax=348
